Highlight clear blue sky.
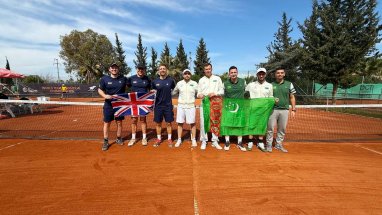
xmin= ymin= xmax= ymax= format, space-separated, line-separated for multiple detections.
xmin=0 ymin=0 xmax=381 ymax=81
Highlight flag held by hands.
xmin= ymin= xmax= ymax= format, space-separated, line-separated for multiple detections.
xmin=111 ymin=92 xmax=155 ymax=117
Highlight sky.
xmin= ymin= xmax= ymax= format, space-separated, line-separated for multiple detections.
xmin=0 ymin=0 xmax=381 ymax=81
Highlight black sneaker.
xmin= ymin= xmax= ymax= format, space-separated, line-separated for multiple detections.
xmin=116 ymin=137 xmax=124 ymax=146
xmin=102 ymin=140 xmax=109 ymax=151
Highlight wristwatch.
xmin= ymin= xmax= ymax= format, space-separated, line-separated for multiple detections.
xmin=292 ymin=109 xmax=296 ymax=112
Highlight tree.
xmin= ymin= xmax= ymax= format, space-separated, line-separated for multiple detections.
xmin=265 ymin=12 xmax=300 ymax=83
xmin=193 ymin=38 xmax=210 ymax=76
xmin=148 ymin=47 xmax=158 ymax=79
xmin=133 ymin=34 xmax=147 ymax=69
xmin=159 ymin=42 xmax=173 ymax=68
xmin=115 ymin=33 xmax=131 ymax=76
xmin=59 ymin=29 xmax=115 ymax=83
xmin=299 ymin=0 xmax=381 ymax=103
xmin=22 ymin=75 xmax=45 ymax=84
xmin=159 ymin=42 xmax=179 ymax=79
xmin=173 ymin=39 xmax=189 ymax=81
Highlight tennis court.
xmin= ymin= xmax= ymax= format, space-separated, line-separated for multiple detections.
xmin=0 ymin=100 xmax=381 ymax=214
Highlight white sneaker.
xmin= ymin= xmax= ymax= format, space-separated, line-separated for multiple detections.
xmin=237 ymin=142 xmax=247 ymax=152
xmin=200 ymin=141 xmax=207 ymax=150
xmin=257 ymin=142 xmax=266 ymax=152
xmin=191 ymin=139 xmax=197 ymax=147
xmin=224 ymin=141 xmax=230 ymax=151
xmin=247 ymin=142 xmax=253 ymax=151
xmin=212 ymin=141 xmax=222 ymax=150
xmin=128 ymin=139 xmax=136 ymax=147
xmin=175 ymin=139 xmax=182 ymax=147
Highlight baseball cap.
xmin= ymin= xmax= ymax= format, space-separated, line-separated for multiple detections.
xmin=182 ymin=69 xmax=192 ymax=75
xmin=256 ymin=68 xmax=267 ymax=74
xmin=110 ymin=62 xmax=119 ymax=68
xmin=136 ymin=63 xmax=146 ymax=69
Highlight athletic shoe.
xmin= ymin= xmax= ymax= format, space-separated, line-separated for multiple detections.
xmin=237 ymin=142 xmax=247 ymax=152
xmin=247 ymin=142 xmax=253 ymax=151
xmin=224 ymin=141 xmax=230 ymax=151
xmin=102 ymin=140 xmax=109 ymax=151
xmin=116 ymin=137 xmax=124 ymax=146
xmin=127 ymin=139 xmax=136 ymax=147
xmin=191 ymin=139 xmax=197 ymax=147
xmin=175 ymin=139 xmax=182 ymax=147
xmin=153 ymin=139 xmax=161 ymax=147
xmin=168 ymin=139 xmax=173 ymax=148
xmin=266 ymin=145 xmax=272 ymax=152
xmin=257 ymin=141 xmax=266 ymax=152
xmin=275 ymin=144 xmax=288 ymax=153
xmin=200 ymin=141 xmax=207 ymax=150
xmin=141 ymin=138 xmax=148 ymax=146
xmin=212 ymin=141 xmax=222 ymax=150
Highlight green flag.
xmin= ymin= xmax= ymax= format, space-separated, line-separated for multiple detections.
xmin=202 ymin=97 xmax=210 ymax=132
xmin=220 ymin=98 xmax=274 ymax=136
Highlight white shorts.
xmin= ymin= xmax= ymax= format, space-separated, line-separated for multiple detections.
xmin=176 ymin=106 xmax=196 ymax=124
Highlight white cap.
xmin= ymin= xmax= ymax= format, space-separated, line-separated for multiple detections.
xmin=182 ymin=69 xmax=192 ymax=75
xmin=256 ymin=68 xmax=267 ymax=74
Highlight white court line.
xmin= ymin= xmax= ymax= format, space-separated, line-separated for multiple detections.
xmin=191 ymin=148 xmax=200 ymax=215
xmin=0 ymin=141 xmax=26 ymax=151
xmin=357 ymin=145 xmax=382 ymax=155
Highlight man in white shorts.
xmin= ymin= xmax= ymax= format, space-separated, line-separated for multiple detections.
xmin=245 ymin=68 xmax=273 ymax=152
xmin=172 ymin=69 xmax=198 ymax=147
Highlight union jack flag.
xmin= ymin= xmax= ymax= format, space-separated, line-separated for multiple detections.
xmin=111 ymin=92 xmax=155 ymax=117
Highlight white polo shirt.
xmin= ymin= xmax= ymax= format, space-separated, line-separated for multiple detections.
xmin=173 ymin=79 xmax=198 ymax=108
xmin=245 ymin=81 xmax=273 ymax=98
xmin=197 ymin=75 xmax=224 ymax=97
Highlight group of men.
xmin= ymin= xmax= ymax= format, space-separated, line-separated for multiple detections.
xmin=98 ymin=62 xmax=296 ymax=153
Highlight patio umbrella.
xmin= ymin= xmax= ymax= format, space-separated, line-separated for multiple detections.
xmin=0 ymin=68 xmax=25 ymax=78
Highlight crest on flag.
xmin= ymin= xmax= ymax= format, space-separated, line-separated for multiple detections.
xmin=111 ymin=92 xmax=155 ymax=117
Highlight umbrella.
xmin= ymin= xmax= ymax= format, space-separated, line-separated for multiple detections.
xmin=0 ymin=68 xmax=25 ymax=78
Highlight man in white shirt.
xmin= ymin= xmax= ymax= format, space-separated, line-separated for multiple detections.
xmin=245 ymin=68 xmax=273 ymax=152
xmin=173 ymin=69 xmax=198 ymax=148
xmin=197 ymin=63 xmax=224 ymax=150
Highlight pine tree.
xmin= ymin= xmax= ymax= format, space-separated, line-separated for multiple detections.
xmin=114 ymin=33 xmax=131 ymax=76
xmin=265 ymin=12 xmax=300 ymax=83
xmin=193 ymin=38 xmax=210 ymax=76
xmin=133 ymin=34 xmax=147 ymax=68
xmin=159 ymin=42 xmax=173 ymax=68
xmin=148 ymin=47 xmax=158 ymax=79
xmin=299 ymin=0 xmax=381 ymax=103
xmin=173 ymin=39 xmax=189 ymax=81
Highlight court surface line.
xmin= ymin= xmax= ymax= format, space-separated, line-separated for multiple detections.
xmin=191 ymin=148 xmax=200 ymax=215
xmin=355 ymin=144 xmax=382 ymax=155
xmin=0 ymin=141 xmax=26 ymax=151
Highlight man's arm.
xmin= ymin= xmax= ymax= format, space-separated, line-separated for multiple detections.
xmin=98 ymin=88 xmax=111 ymax=100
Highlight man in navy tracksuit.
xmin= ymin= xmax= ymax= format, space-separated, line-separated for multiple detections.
xmin=98 ymin=62 xmax=127 ymax=151
xmin=126 ymin=63 xmax=151 ymax=146
xmin=151 ymin=64 xmax=176 ymax=147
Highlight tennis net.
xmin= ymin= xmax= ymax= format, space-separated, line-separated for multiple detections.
xmin=0 ymin=99 xmax=381 ymax=142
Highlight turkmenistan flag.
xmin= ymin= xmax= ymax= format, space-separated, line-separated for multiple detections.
xmin=220 ymin=98 xmax=275 ymax=136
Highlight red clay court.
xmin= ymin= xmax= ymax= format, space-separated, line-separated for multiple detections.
xmin=0 ymin=99 xmax=381 ymax=214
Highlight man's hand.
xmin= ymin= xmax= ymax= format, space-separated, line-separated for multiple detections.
xmin=197 ymin=94 xmax=204 ymax=99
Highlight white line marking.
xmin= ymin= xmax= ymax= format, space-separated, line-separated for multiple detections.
xmin=0 ymin=141 xmax=25 ymax=151
xmin=357 ymin=145 xmax=382 ymax=155
xmin=191 ymin=148 xmax=200 ymax=215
